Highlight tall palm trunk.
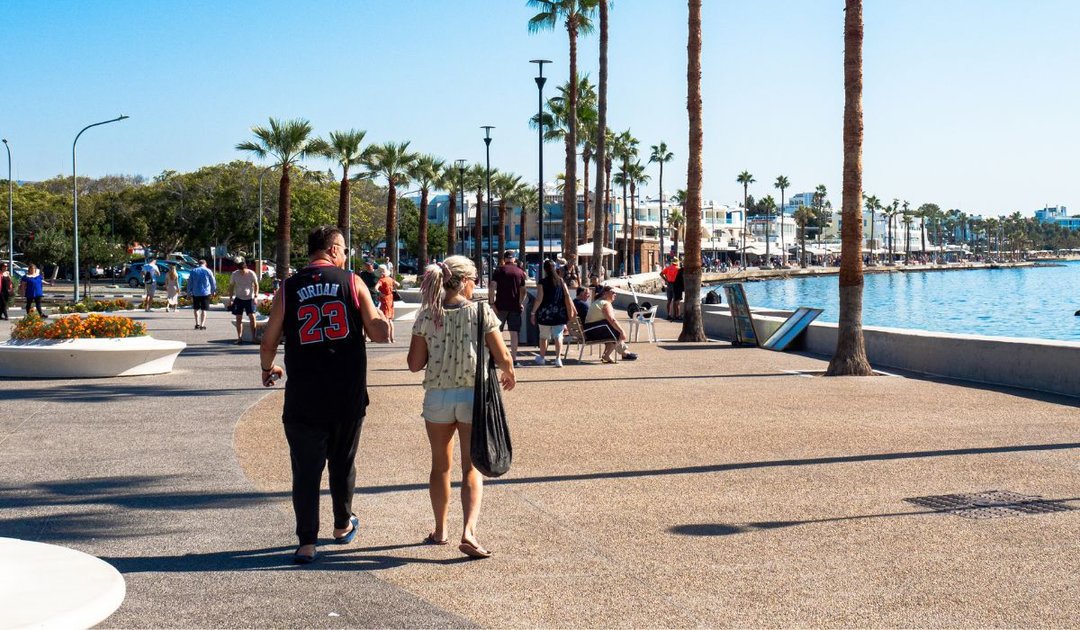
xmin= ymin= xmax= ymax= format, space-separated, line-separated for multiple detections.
xmin=385 ymin=182 xmax=399 ymax=271
xmin=779 ymin=189 xmax=786 ymax=265
xmin=630 ymin=181 xmax=638 ymax=273
xmin=337 ymin=166 xmax=350 ymax=232
xmin=621 ymin=174 xmax=629 ymax=273
xmin=497 ymin=198 xmax=508 ymax=258
xmin=447 ymin=192 xmax=457 ymax=255
xmin=826 ymin=0 xmax=873 ymax=377
xmin=680 ymin=0 xmax=705 ymax=341
xmin=564 ymin=24 xmax=579 ymax=267
xmin=519 ymin=198 xmax=528 ymax=261
xmin=474 ymin=188 xmax=483 ymax=268
xmin=920 ymin=218 xmax=926 ymax=260
xmin=419 ymin=188 xmax=430 ymax=265
xmin=591 ymin=0 xmax=608 ymax=279
xmin=603 ymin=157 xmax=612 ymax=249
xmin=277 ymin=165 xmax=292 ymax=277
xmin=582 ymin=149 xmax=591 ymax=244
xmin=868 ymin=206 xmax=875 ymax=265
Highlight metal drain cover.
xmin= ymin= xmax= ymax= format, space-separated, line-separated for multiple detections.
xmin=905 ymin=490 xmax=1076 ymax=519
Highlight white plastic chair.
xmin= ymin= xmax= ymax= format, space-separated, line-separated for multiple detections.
xmin=628 ymin=305 xmax=658 ymax=343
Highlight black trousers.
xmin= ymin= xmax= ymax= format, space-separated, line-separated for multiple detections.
xmin=283 ymin=417 xmax=364 ymax=546
xmin=0 ymin=291 xmax=8 ymax=319
xmin=25 ymin=296 xmax=43 ymax=316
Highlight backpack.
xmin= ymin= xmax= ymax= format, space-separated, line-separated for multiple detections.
xmin=143 ymin=269 xmax=153 ymax=283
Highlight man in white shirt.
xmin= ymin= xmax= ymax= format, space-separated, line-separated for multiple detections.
xmin=141 ymin=259 xmax=161 ymax=312
xmin=229 ymin=258 xmax=260 ymax=344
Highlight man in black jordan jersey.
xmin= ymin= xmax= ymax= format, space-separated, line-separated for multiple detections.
xmin=260 ymin=226 xmax=391 ymax=564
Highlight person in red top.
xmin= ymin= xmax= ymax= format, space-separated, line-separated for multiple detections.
xmin=488 ymin=250 xmax=527 ymax=366
xmin=661 ymin=258 xmax=680 ymax=321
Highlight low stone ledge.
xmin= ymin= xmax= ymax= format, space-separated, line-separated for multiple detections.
xmin=0 ymin=337 xmax=187 ymax=379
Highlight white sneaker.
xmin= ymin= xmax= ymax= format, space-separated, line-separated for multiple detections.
xmin=534 ymin=355 xmax=545 ymax=366
xmin=554 ymin=358 xmax=563 ymax=368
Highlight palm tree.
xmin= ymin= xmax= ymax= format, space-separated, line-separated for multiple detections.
xmin=794 ymin=205 xmax=814 ymax=267
xmin=439 ymin=165 xmax=462 ymax=255
xmin=612 ymin=167 xmax=630 ymax=272
xmin=236 ymin=117 xmax=321 ymax=277
xmin=681 ymin=0 xmax=705 ymax=341
xmin=774 ymin=175 xmax=790 ymax=265
xmin=736 ymin=171 xmax=755 ymax=268
xmin=492 ymin=172 xmax=523 ymax=259
xmin=667 ymin=208 xmax=686 ymax=258
xmin=825 ymin=0 xmax=873 ymax=376
xmin=590 ymin=0 xmax=610 ymax=279
xmin=649 ymin=142 xmax=674 ymax=260
xmin=609 ymin=129 xmax=637 ymax=271
xmin=409 ymin=154 xmax=445 ymax=265
xmin=863 ymin=194 xmax=880 ymax=265
xmin=760 ymin=195 xmax=777 ymax=264
xmin=364 ymin=141 xmax=416 ymax=272
xmin=466 ymin=163 xmax=487 ymax=268
xmin=509 ymin=182 xmax=536 ymax=261
xmin=314 ymin=130 xmax=366 ymax=242
xmin=528 ymin=0 xmax=599 ymax=272
xmin=627 ymin=161 xmax=649 ymax=273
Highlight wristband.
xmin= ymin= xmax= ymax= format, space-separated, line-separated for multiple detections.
xmin=261 ymin=366 xmax=274 ymax=371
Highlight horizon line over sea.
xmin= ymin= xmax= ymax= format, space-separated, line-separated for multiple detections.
xmin=723 ymin=261 xmax=1080 ymax=343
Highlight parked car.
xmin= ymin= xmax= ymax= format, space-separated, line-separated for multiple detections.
xmin=122 ymin=261 xmax=192 ymax=289
xmin=167 ymin=252 xmax=200 ymax=267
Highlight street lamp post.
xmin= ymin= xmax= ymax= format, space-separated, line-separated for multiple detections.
xmin=3 ymin=139 xmax=11 ymax=276
xmin=531 ymin=59 xmax=551 ymax=263
xmin=73 ymin=115 xmax=128 ymax=301
xmin=257 ymin=166 xmax=274 ymax=281
xmin=481 ymin=126 xmax=494 ymax=286
xmin=455 ymin=159 xmax=467 ymax=257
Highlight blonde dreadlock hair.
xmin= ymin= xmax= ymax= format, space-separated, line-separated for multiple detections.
xmin=419 ymin=255 xmax=477 ymax=329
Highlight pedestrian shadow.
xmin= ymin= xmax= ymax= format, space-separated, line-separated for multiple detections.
xmin=0 ymin=383 xmax=266 ymax=401
xmin=669 ymin=496 xmax=1080 ymax=536
xmin=518 ymin=372 xmax=798 ymax=384
xmin=100 ymin=544 xmax=473 ymax=574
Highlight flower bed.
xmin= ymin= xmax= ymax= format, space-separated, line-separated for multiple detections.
xmin=1 ymin=313 xmax=183 ymax=379
xmin=12 ymin=313 xmax=146 ymax=340
xmin=56 ymin=299 xmax=134 ymax=314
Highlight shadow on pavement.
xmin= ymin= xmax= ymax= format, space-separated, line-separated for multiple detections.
xmin=99 ymin=545 xmax=472 ymax=574
xmin=0 ymin=383 xmax=267 ymax=401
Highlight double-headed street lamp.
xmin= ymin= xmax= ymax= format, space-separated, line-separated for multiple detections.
xmin=73 ymin=115 xmax=128 ymax=301
xmin=455 ymin=159 xmax=467 ymax=256
xmin=3 ymin=139 xmax=11 ymax=275
xmin=531 ymin=59 xmax=551 ymax=263
xmin=481 ymin=125 xmax=494 ymax=285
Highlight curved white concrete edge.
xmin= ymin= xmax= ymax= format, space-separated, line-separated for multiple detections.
xmin=698 ymin=304 xmax=1080 ymax=399
xmin=0 ymin=537 xmax=126 ymax=630
xmin=0 ymin=337 xmax=187 ymax=379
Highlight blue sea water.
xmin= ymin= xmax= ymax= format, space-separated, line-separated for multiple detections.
xmin=725 ymin=262 xmax=1080 ymax=342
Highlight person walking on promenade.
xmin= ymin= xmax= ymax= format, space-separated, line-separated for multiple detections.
xmin=187 ymin=259 xmax=216 ymax=330
xmin=260 ymin=226 xmax=391 ymax=565
xmin=164 ymin=265 xmax=180 ymax=313
xmin=359 ymin=261 xmax=379 ymax=309
xmin=375 ymin=265 xmax=399 ymax=341
xmin=140 ymin=259 xmax=160 ymax=312
xmin=19 ymin=263 xmax=50 ymax=318
xmin=489 ymin=250 xmax=527 ymax=366
xmin=530 ymin=259 xmax=575 ymax=367
xmin=407 ymin=255 xmax=515 ymax=559
xmin=661 ymin=258 xmax=679 ymax=321
xmin=584 ymin=285 xmax=638 ymax=363
xmin=0 ymin=263 xmax=12 ymax=320
xmin=229 ymin=258 xmax=260 ymax=345
xmin=672 ymin=264 xmax=685 ymax=321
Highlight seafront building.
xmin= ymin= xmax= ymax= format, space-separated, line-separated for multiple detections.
xmin=1034 ymin=206 xmax=1080 ymax=230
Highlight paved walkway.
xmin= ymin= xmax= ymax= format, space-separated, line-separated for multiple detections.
xmin=1 ymin=307 xmax=1078 ymax=627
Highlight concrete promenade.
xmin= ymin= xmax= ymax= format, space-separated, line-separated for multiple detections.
xmin=1 ymin=308 xmax=1078 ymax=627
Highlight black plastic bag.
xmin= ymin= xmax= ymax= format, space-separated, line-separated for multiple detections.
xmin=470 ymin=303 xmax=512 ymax=477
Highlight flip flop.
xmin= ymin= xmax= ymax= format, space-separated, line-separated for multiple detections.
xmin=424 ymin=533 xmax=449 ymax=546
xmin=458 ymin=541 xmax=492 ymax=559
xmin=293 ymin=548 xmax=318 ymax=565
xmin=334 ymin=515 xmax=359 ymax=544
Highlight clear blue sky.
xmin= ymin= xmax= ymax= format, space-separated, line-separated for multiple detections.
xmin=4 ymin=0 xmax=1078 ymax=215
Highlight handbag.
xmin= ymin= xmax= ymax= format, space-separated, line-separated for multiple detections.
xmin=392 ymin=290 xmax=402 ymax=302
xmin=470 ymin=302 xmax=512 ymax=477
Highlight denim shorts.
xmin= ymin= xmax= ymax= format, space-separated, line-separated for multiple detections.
xmin=538 ymin=324 xmax=565 ymax=341
xmin=422 ymin=387 xmax=474 ymax=424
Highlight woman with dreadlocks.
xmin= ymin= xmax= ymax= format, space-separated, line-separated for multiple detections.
xmin=406 ymin=255 xmax=515 ymax=559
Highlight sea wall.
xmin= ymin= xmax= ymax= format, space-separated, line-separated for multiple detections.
xmin=692 ymin=304 xmax=1080 ymax=399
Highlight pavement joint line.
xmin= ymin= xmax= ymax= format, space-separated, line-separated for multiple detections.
xmin=0 ymin=403 xmax=52 ymax=449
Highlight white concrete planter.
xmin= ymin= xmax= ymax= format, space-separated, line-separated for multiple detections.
xmin=0 ymin=336 xmax=186 ymax=378
xmin=240 ymin=317 xmax=269 ymax=343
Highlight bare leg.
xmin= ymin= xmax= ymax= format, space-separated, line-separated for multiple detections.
xmin=603 ymin=341 xmax=616 ymax=361
xmin=553 ymin=332 xmax=563 ymax=359
xmin=537 ymin=339 xmax=548 ymax=362
xmin=457 ymin=422 xmax=485 ymax=549
xmin=425 ymin=421 xmax=456 ymax=542
xmin=508 ymin=331 xmax=519 ymax=363
xmin=234 ymin=315 xmax=243 ymax=341
xmin=248 ymin=313 xmax=257 ymax=341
